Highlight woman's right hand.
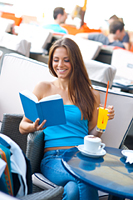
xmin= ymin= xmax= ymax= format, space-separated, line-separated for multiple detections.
xmin=19 ymin=116 xmax=47 ymax=135
xmin=33 ymin=118 xmax=47 ymax=131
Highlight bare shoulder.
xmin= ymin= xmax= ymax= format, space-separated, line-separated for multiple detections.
xmin=34 ymin=81 xmax=52 ymax=91
xmin=33 ymin=81 xmax=53 ymax=100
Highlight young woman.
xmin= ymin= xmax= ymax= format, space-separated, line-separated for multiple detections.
xmin=19 ymin=37 xmax=114 ymax=200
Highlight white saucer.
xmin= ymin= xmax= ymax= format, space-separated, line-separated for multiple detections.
xmin=121 ymin=150 xmax=133 ymax=158
xmin=77 ymin=144 xmax=106 ymax=158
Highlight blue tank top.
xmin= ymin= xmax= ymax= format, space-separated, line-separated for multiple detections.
xmin=44 ymin=105 xmax=88 ymax=148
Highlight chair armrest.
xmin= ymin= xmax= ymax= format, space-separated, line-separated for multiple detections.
xmin=26 ymin=131 xmax=44 ymax=174
xmin=26 ymin=132 xmax=61 ymax=192
xmin=32 ymin=173 xmax=58 ymax=190
xmin=19 ymin=187 xmax=64 ymax=200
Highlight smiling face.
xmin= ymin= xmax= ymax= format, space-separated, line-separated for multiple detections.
xmin=52 ymin=47 xmax=72 ymax=80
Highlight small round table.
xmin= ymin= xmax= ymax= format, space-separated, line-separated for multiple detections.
xmin=62 ymin=147 xmax=133 ymax=199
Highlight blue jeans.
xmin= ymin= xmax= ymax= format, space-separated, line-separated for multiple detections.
xmin=40 ymin=149 xmax=98 ymax=200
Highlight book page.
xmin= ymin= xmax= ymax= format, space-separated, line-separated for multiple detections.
xmin=20 ymin=90 xmax=38 ymax=102
xmin=39 ymin=94 xmax=61 ymax=102
xmin=20 ymin=90 xmax=62 ymax=103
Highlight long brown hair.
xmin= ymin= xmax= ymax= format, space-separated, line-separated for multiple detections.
xmin=48 ymin=37 xmax=96 ymax=121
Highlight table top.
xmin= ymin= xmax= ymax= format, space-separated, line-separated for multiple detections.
xmin=62 ymin=147 xmax=133 ymax=199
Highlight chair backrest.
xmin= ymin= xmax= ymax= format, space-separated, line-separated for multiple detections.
xmin=93 ymin=85 xmax=133 ymax=148
xmin=85 ymin=59 xmax=116 ymax=88
xmin=18 ymin=24 xmax=53 ymax=53
xmin=0 ymin=33 xmax=31 ymax=57
xmin=0 ymin=46 xmax=24 ymax=73
xmin=0 ymin=53 xmax=56 ymax=122
xmin=63 ymin=34 xmax=102 ymax=60
xmin=111 ymin=49 xmax=133 ymax=81
xmin=111 ymin=49 xmax=133 ymax=90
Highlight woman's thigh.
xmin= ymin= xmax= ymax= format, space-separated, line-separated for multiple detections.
xmin=40 ymin=151 xmax=76 ymax=186
xmin=40 ymin=150 xmax=98 ymax=200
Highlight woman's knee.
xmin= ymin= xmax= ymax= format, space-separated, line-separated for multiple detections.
xmin=63 ymin=181 xmax=79 ymax=200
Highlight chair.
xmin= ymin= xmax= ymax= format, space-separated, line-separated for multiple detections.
xmin=63 ymin=34 xmax=102 ymax=60
xmin=0 ymin=114 xmax=64 ymax=200
xmin=93 ymin=85 xmax=133 ymax=149
xmin=0 ymin=47 xmax=24 ymax=74
xmin=95 ymin=46 xmax=113 ymax=64
xmin=111 ymin=49 xmax=133 ymax=92
xmin=85 ymin=59 xmax=116 ymax=88
xmin=0 ymin=33 xmax=31 ymax=57
xmin=18 ymin=24 xmax=53 ymax=54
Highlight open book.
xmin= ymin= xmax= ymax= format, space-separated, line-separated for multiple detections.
xmin=19 ymin=90 xmax=66 ymax=127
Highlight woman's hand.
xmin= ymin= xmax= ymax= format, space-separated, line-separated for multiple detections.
xmin=33 ymin=118 xmax=47 ymax=131
xmin=107 ymin=105 xmax=115 ymax=120
xmin=19 ymin=116 xmax=47 ymax=135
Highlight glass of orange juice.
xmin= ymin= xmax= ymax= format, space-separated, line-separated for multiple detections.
xmin=96 ymin=106 xmax=109 ymax=132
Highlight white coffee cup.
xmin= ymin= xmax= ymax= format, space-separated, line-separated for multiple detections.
xmin=84 ymin=135 xmax=105 ymax=154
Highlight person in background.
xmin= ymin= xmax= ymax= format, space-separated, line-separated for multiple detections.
xmin=19 ymin=37 xmax=115 ymax=200
xmin=76 ymin=20 xmax=126 ymax=49
xmin=43 ymin=7 xmax=68 ymax=35
xmin=108 ymin=15 xmax=130 ymax=50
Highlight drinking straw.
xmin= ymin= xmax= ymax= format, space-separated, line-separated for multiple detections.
xmin=104 ymin=81 xmax=109 ymax=109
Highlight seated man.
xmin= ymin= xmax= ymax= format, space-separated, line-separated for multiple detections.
xmin=76 ymin=20 xmax=126 ymax=49
xmin=43 ymin=7 xmax=68 ymax=35
xmin=108 ymin=15 xmax=130 ymax=50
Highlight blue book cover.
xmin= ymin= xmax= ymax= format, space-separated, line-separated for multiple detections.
xmin=19 ymin=90 xmax=66 ymax=127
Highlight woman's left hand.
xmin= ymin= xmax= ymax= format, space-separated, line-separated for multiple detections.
xmin=107 ymin=105 xmax=115 ymax=120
